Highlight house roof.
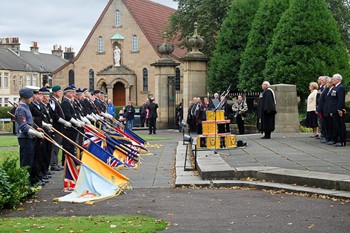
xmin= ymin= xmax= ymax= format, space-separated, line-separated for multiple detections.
xmin=0 ymin=48 xmax=66 ymax=73
xmin=53 ymin=0 xmax=186 ymax=75
xmin=20 ymin=50 xmax=67 ymax=73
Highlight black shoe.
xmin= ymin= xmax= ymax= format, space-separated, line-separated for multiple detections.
xmin=40 ymin=179 xmax=49 ymax=183
xmin=43 ymin=175 xmax=52 ymax=179
xmin=51 ymin=166 xmax=61 ymax=171
xmin=333 ymin=142 xmax=343 ymax=147
xmin=326 ymin=141 xmax=335 ymax=145
xmin=153 ymin=132 xmax=156 ymax=135
xmin=148 ymin=133 xmax=152 ymax=135
xmin=47 ymin=171 xmax=53 ymax=175
xmin=260 ymin=136 xmax=266 ymax=139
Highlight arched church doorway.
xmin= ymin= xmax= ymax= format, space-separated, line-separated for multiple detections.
xmin=113 ymin=82 xmax=125 ymax=106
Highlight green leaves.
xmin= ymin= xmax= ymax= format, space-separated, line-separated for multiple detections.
xmin=207 ymin=0 xmax=260 ymax=93
xmin=264 ymin=0 xmax=350 ymax=98
xmin=0 ymin=158 xmax=35 ymax=210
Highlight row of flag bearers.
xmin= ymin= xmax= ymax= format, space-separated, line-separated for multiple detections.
xmin=13 ymin=84 xmax=147 ymax=203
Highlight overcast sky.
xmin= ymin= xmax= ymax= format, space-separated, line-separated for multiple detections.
xmin=0 ymin=0 xmax=177 ymax=54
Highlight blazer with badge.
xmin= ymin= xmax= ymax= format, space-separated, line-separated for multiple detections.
xmin=29 ymin=102 xmax=43 ymax=130
xmin=50 ymin=97 xmax=65 ymax=131
xmin=327 ymin=83 xmax=345 ymax=114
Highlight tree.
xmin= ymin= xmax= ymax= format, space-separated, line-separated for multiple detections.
xmin=263 ymin=0 xmax=350 ymax=100
xmin=207 ymin=0 xmax=259 ymax=93
xmin=167 ymin=0 xmax=350 ymax=59
xmin=327 ymin=0 xmax=350 ymax=49
xmin=166 ymin=0 xmax=232 ymax=57
xmin=238 ymin=0 xmax=289 ymax=92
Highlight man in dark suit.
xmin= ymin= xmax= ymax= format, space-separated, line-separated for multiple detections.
xmin=147 ymin=97 xmax=158 ymax=135
xmin=327 ymin=74 xmax=346 ymax=147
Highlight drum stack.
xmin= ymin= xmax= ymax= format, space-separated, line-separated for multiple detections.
xmin=197 ymin=110 xmax=237 ymax=149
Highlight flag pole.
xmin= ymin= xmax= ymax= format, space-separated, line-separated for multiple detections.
xmin=7 ymin=111 xmax=80 ymax=163
xmin=52 ymin=127 xmax=85 ymax=152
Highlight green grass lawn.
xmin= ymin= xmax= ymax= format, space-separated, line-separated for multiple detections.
xmin=0 ymin=135 xmax=19 ymax=165
xmin=0 ymin=135 xmax=18 ymax=147
xmin=0 ymin=215 xmax=168 ymax=232
xmin=138 ymin=134 xmax=173 ymax=141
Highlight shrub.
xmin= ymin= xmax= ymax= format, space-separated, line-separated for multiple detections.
xmin=0 ymin=158 xmax=36 ymax=209
xmin=0 ymin=106 xmax=13 ymax=118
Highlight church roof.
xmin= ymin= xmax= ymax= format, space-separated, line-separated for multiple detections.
xmin=123 ymin=0 xmax=186 ymax=59
xmin=53 ymin=0 xmax=186 ymax=75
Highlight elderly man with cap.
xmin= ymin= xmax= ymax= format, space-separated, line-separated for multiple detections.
xmin=29 ymin=87 xmax=53 ymax=184
xmin=61 ymin=86 xmax=82 ymax=164
xmin=49 ymin=85 xmax=68 ymax=171
xmin=15 ymin=87 xmax=45 ymax=186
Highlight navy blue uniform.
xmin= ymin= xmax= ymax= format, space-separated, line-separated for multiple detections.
xmin=15 ymin=102 xmax=38 ymax=184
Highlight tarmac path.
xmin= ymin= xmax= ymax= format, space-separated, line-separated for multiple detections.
xmin=1 ymin=130 xmax=350 ymax=233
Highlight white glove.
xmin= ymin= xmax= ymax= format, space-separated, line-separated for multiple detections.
xmin=58 ymin=117 xmax=72 ymax=127
xmin=42 ymin=122 xmax=53 ymax=131
xmin=70 ymin=118 xmax=82 ymax=128
xmin=28 ymin=129 xmax=44 ymax=139
xmin=82 ymin=116 xmax=91 ymax=125
xmin=77 ymin=119 xmax=85 ymax=126
xmin=86 ymin=114 xmax=95 ymax=121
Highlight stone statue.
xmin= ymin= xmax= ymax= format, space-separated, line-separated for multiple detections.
xmin=114 ymin=45 xmax=121 ymax=66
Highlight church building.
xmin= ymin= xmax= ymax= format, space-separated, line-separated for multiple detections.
xmin=52 ymin=0 xmax=186 ymax=106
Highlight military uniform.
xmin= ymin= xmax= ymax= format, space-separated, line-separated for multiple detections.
xmin=61 ymin=95 xmax=79 ymax=162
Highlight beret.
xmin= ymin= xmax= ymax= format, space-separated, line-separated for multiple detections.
xmin=19 ymin=88 xmax=34 ymax=99
xmin=52 ymin=85 xmax=61 ymax=92
xmin=39 ymin=86 xmax=50 ymax=95
xmin=70 ymin=84 xmax=77 ymax=90
xmin=83 ymin=88 xmax=89 ymax=94
xmin=63 ymin=86 xmax=74 ymax=94
xmin=76 ymin=88 xmax=84 ymax=94
xmin=93 ymin=90 xmax=101 ymax=94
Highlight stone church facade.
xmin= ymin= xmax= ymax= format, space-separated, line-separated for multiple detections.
xmin=52 ymin=0 xmax=185 ymax=107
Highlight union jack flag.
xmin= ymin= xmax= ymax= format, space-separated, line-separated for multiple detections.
xmin=83 ymin=125 xmax=105 ymax=148
xmin=64 ymin=155 xmax=81 ymax=191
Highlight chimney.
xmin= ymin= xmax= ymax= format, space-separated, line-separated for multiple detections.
xmin=30 ymin=41 xmax=39 ymax=54
xmin=0 ymin=37 xmax=21 ymax=54
xmin=52 ymin=44 xmax=63 ymax=57
xmin=64 ymin=47 xmax=75 ymax=61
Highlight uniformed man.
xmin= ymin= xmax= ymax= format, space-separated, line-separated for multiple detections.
xmin=38 ymin=86 xmax=54 ymax=179
xmin=15 ymin=87 xmax=44 ymax=186
xmin=29 ymin=88 xmax=52 ymax=183
xmin=327 ymin=74 xmax=346 ymax=147
xmin=49 ymin=85 xmax=65 ymax=171
xmin=61 ymin=86 xmax=83 ymax=164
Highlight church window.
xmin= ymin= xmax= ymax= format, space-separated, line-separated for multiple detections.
xmin=142 ymin=68 xmax=148 ymax=91
xmin=115 ymin=10 xmax=121 ymax=27
xmin=69 ymin=70 xmax=75 ymax=85
xmin=89 ymin=69 xmax=94 ymax=92
xmin=98 ymin=36 xmax=104 ymax=53
xmin=132 ymin=35 xmax=138 ymax=52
